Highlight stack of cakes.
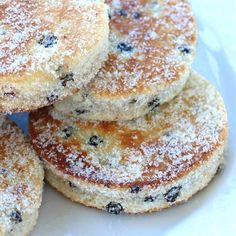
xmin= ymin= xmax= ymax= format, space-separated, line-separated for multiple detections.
xmin=0 ymin=0 xmax=228 ymax=234
xmin=0 ymin=0 xmax=108 ymax=235
xmin=29 ymin=0 xmax=228 ymax=214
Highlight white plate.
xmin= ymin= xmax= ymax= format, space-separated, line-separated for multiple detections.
xmin=10 ymin=1 xmax=236 ymax=235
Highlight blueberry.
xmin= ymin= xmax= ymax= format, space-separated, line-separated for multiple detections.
xmin=104 ymin=183 xmax=110 ymax=188
xmin=4 ymin=91 xmax=15 ymax=97
xmin=130 ymin=186 xmax=141 ymax=194
xmin=61 ymin=126 xmax=73 ymax=138
xmin=47 ymin=93 xmax=58 ymax=103
xmin=10 ymin=210 xmax=22 ymax=224
xmin=75 ymin=109 xmax=89 ymax=115
xmin=38 ymin=33 xmax=58 ymax=48
xmin=179 ymin=45 xmax=191 ymax=54
xmin=0 ymin=167 xmax=7 ymax=175
xmin=60 ymin=73 xmax=74 ymax=87
xmin=133 ymin=12 xmax=141 ymax=19
xmin=117 ymin=42 xmax=133 ymax=52
xmin=129 ymin=99 xmax=137 ymax=104
xmin=148 ymin=97 xmax=160 ymax=111
xmin=164 ymin=186 xmax=182 ymax=203
xmin=69 ymin=181 xmax=76 ymax=188
xmin=144 ymin=195 xmax=157 ymax=202
xmin=117 ymin=9 xmax=127 ymax=17
xmin=88 ymin=135 xmax=103 ymax=147
xmin=163 ymin=131 xmax=172 ymax=137
xmin=106 ymin=202 xmax=124 ymax=215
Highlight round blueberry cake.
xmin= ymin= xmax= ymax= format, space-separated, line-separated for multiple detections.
xmin=54 ymin=0 xmax=197 ymax=121
xmin=0 ymin=0 xmax=109 ymax=113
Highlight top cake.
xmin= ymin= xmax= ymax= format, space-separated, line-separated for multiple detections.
xmin=54 ymin=0 xmax=197 ymax=121
xmin=0 ymin=0 xmax=109 ymax=113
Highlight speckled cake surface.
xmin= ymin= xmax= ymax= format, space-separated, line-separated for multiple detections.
xmin=30 ymin=71 xmax=227 ymax=188
xmin=54 ymin=0 xmax=197 ymax=121
xmin=0 ymin=0 xmax=109 ymax=113
xmin=0 ymin=117 xmax=43 ymax=234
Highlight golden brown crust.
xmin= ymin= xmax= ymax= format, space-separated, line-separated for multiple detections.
xmin=29 ymin=71 xmax=228 ymax=190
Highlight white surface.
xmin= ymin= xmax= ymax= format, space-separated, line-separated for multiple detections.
xmin=10 ymin=1 xmax=236 ymax=235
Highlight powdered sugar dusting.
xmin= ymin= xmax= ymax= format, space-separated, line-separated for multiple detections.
xmin=30 ymin=72 xmax=227 ymax=187
xmin=89 ymin=0 xmax=196 ymax=95
xmin=0 ymin=0 xmax=40 ymax=74
xmin=0 ymin=0 xmax=108 ymax=113
xmin=0 ymin=0 xmax=105 ymax=75
xmin=0 ymin=118 xmax=43 ymax=230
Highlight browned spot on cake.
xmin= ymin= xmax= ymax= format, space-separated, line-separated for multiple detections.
xmin=120 ymin=130 xmax=145 ymax=148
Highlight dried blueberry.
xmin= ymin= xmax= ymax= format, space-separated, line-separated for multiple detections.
xmin=0 ymin=167 xmax=7 ymax=175
xmin=106 ymin=202 xmax=124 ymax=215
xmin=10 ymin=210 xmax=22 ymax=224
xmin=163 ymin=131 xmax=172 ymax=137
xmin=104 ymin=183 xmax=110 ymax=188
xmin=148 ymin=97 xmax=160 ymax=111
xmin=47 ymin=93 xmax=58 ymax=103
xmin=88 ymin=135 xmax=103 ymax=147
xmin=118 ymin=9 xmax=127 ymax=17
xmin=3 ymin=85 xmax=15 ymax=98
xmin=75 ymin=109 xmax=89 ymax=115
xmin=130 ymin=186 xmax=141 ymax=194
xmin=61 ymin=126 xmax=73 ymax=138
xmin=178 ymin=45 xmax=191 ymax=54
xmin=129 ymin=99 xmax=137 ymax=104
xmin=133 ymin=12 xmax=141 ymax=19
xmin=38 ymin=33 xmax=58 ymax=48
xmin=117 ymin=42 xmax=133 ymax=52
xmin=60 ymin=73 xmax=74 ymax=87
xmin=144 ymin=195 xmax=157 ymax=202
xmin=164 ymin=186 xmax=182 ymax=203
xmin=4 ymin=91 xmax=15 ymax=97
xmin=69 ymin=181 xmax=76 ymax=188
